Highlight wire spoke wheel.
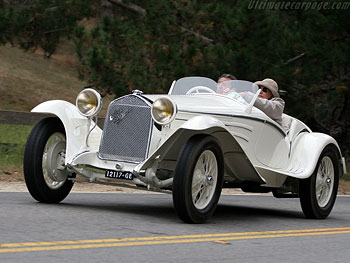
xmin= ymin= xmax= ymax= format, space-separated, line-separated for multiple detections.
xmin=42 ymin=132 xmax=68 ymax=190
xmin=299 ymin=146 xmax=339 ymax=219
xmin=191 ymin=150 xmax=218 ymax=210
xmin=173 ymin=136 xmax=224 ymax=223
xmin=24 ymin=118 xmax=75 ymax=203
xmin=315 ymin=156 xmax=334 ymax=208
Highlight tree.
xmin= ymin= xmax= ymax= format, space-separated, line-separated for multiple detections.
xmin=0 ymin=0 xmax=94 ymax=57
xmin=1 ymin=0 xmax=349 ymax=155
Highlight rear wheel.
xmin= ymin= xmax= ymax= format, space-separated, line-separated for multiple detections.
xmin=299 ymin=146 xmax=339 ymax=219
xmin=172 ymin=136 xmax=224 ymax=223
xmin=23 ymin=118 xmax=74 ymax=203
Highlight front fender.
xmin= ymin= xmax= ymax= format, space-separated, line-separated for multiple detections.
xmin=32 ymin=100 xmax=102 ymax=164
xmin=180 ymin=115 xmax=227 ymax=130
xmin=135 ymin=115 xmax=265 ymax=183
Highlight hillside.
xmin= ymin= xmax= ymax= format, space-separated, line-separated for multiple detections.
xmin=0 ymin=43 xmax=114 ymax=187
xmin=0 ymin=43 xmax=349 ymax=193
xmin=0 ymin=43 xmax=113 ymax=114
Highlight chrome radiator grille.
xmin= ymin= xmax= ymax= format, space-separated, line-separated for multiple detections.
xmin=98 ymin=95 xmax=153 ymax=163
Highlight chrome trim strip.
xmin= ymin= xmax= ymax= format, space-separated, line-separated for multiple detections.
xmin=178 ymin=110 xmax=287 ymax=137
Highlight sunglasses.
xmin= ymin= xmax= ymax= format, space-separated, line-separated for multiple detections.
xmin=260 ymin=87 xmax=269 ymax=93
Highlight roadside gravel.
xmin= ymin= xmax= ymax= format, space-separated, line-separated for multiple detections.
xmin=1 ymin=168 xmax=349 ymax=194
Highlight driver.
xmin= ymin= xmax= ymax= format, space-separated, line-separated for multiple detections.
xmin=241 ymin=78 xmax=285 ymax=126
xmin=216 ymin=73 xmax=237 ymax=95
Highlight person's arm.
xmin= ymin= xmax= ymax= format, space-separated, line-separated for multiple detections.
xmin=240 ymin=92 xmax=254 ymax=103
xmin=253 ymin=97 xmax=285 ymax=119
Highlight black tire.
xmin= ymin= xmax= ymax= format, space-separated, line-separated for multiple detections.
xmin=23 ymin=117 xmax=74 ymax=203
xmin=299 ymin=145 xmax=340 ymax=219
xmin=172 ymin=135 xmax=224 ymax=223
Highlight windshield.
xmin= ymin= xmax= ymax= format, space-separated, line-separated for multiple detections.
xmin=169 ymin=77 xmax=217 ymax=95
xmin=216 ymin=80 xmax=258 ymax=95
xmin=169 ymin=77 xmax=259 ymax=104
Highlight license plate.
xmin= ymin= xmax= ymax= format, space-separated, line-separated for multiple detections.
xmin=105 ymin=170 xmax=133 ymax=180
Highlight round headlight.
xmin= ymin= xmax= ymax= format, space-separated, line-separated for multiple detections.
xmin=151 ymin=97 xmax=177 ymax=125
xmin=76 ymin=88 xmax=102 ymax=117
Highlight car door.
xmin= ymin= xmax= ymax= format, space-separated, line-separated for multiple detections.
xmin=254 ymin=120 xmax=290 ymax=169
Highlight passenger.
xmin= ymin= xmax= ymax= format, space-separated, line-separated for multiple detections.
xmin=242 ymin=78 xmax=285 ymax=126
xmin=216 ymin=73 xmax=237 ymax=95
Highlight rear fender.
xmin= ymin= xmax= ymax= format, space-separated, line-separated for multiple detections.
xmin=135 ymin=115 xmax=265 ymax=183
xmin=32 ymin=100 xmax=102 ymax=164
xmin=285 ymin=132 xmax=344 ymax=179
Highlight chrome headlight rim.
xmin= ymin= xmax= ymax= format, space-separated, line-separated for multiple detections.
xmin=151 ymin=97 xmax=177 ymax=125
xmin=76 ymin=88 xmax=102 ymax=118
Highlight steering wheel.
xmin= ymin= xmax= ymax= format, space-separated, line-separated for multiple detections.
xmin=186 ymin=86 xmax=216 ymax=95
xmin=227 ymin=90 xmax=242 ymax=99
xmin=227 ymin=90 xmax=249 ymax=105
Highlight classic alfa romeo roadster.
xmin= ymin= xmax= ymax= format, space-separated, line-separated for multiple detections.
xmin=23 ymin=77 xmax=347 ymax=223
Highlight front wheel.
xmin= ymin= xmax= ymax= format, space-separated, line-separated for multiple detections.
xmin=23 ymin=118 xmax=74 ymax=203
xmin=172 ymin=136 xmax=224 ymax=223
xmin=299 ymin=145 xmax=340 ymax=219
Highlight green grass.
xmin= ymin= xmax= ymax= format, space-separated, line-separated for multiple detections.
xmin=0 ymin=124 xmax=32 ymax=167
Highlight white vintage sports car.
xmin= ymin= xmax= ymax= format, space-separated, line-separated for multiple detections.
xmin=23 ymin=77 xmax=347 ymax=223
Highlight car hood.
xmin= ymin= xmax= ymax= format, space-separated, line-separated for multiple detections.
xmin=143 ymin=94 xmax=257 ymax=116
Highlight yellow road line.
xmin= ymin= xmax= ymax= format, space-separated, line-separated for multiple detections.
xmin=1 ymin=227 xmax=349 ymax=248
xmin=1 ymin=228 xmax=350 ymax=253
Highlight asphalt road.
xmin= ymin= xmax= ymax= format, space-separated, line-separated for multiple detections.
xmin=1 ymin=192 xmax=350 ymax=263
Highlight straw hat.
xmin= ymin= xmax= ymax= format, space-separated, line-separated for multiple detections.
xmin=254 ymin=78 xmax=279 ymax=98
